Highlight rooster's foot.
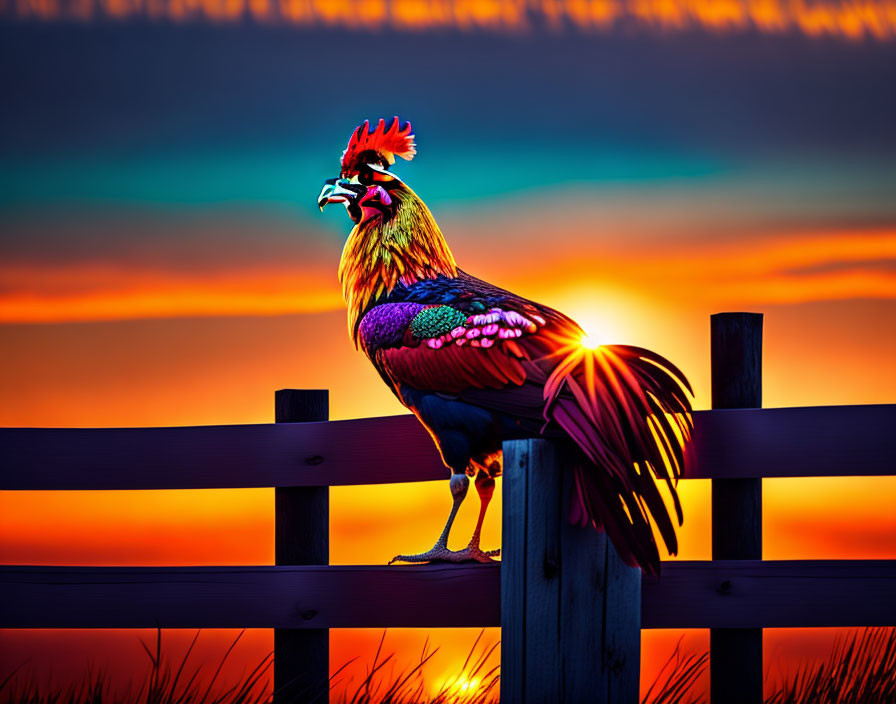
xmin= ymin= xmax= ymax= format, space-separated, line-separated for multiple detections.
xmin=388 ymin=545 xmax=500 ymax=564
xmin=453 ymin=545 xmax=500 ymax=563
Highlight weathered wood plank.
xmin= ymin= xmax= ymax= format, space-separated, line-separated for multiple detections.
xmin=557 ymin=449 xmax=642 ymax=704
xmin=603 ymin=537 xmax=641 ymax=703
xmin=523 ymin=439 xmax=562 ymax=701
xmin=0 ymin=415 xmax=448 ymax=489
xmin=501 ymin=439 xmax=640 ymax=703
xmin=687 ymin=404 xmax=896 ymax=479
xmin=2 ymin=404 xmax=894 ymax=490
xmin=558 ymin=465 xmax=609 ymax=704
xmin=710 ymin=312 xmax=763 ymax=704
xmin=642 ymin=560 xmax=896 ymax=629
xmin=273 ymin=389 xmax=328 ymax=704
xmin=2 ymin=560 xmax=895 ymax=630
xmin=711 ymin=312 xmax=763 ymax=410
xmin=500 ymin=440 xmax=527 ymax=704
xmin=0 ymin=564 xmax=500 ymax=629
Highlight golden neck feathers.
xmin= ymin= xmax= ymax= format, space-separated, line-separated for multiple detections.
xmin=338 ymin=185 xmax=457 ymax=344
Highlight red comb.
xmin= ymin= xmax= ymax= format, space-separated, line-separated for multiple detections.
xmin=341 ymin=117 xmax=416 ymax=175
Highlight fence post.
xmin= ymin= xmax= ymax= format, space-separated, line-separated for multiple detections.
xmin=274 ymin=389 xmax=329 ymax=704
xmin=710 ymin=313 xmax=763 ymax=704
xmin=501 ymin=438 xmax=641 ymax=704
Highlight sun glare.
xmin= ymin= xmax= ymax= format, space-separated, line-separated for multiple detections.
xmin=580 ymin=331 xmax=602 ymax=350
xmin=555 ymin=286 xmax=637 ymax=349
xmin=438 ymin=675 xmax=483 ymax=697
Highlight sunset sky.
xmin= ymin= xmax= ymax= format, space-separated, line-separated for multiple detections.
xmin=1 ymin=5 xmax=896 ymax=700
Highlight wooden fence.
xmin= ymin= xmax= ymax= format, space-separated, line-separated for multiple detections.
xmin=2 ymin=312 xmax=895 ymax=703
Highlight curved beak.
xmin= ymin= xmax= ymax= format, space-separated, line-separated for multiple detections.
xmin=318 ymin=178 xmax=364 ymax=211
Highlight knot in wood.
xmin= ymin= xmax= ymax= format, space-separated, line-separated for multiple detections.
xmin=300 ymin=609 xmax=318 ymax=621
xmin=543 ymin=555 xmax=559 ymax=579
xmin=605 ymin=646 xmax=626 ymax=675
xmin=717 ymin=579 xmax=733 ymax=596
xmin=304 ymin=455 xmax=325 ymax=466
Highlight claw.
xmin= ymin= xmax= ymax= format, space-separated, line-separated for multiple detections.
xmin=389 ymin=545 xmax=500 ymax=565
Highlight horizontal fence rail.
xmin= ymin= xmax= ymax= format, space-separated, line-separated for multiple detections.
xmin=1 ymin=404 xmax=894 ymax=490
xmin=3 ymin=560 xmax=896 ymax=630
xmin=0 ymin=564 xmax=498 ymax=629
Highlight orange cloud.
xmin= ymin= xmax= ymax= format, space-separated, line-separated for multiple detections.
xmin=0 ymin=210 xmax=344 ymax=323
xmin=458 ymin=224 xmax=896 ymax=310
xmin=3 ymin=212 xmax=894 ymax=324
xmin=7 ymin=0 xmax=896 ymax=39
xmin=0 ymin=264 xmax=342 ymax=323
xmin=624 ymin=228 xmax=896 ymax=306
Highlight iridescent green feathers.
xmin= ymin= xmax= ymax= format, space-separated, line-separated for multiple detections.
xmin=409 ymin=305 xmax=468 ymax=340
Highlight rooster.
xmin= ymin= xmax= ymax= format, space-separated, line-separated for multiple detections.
xmin=317 ymin=118 xmax=693 ymax=575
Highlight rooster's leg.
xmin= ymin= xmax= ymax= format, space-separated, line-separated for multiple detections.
xmin=389 ymin=472 xmax=470 ymax=564
xmin=463 ymin=471 xmax=501 ymax=559
xmin=439 ymin=470 xmax=500 ymax=563
xmin=390 ymin=471 xmax=501 ymax=564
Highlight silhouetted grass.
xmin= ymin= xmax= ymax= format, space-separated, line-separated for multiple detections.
xmin=640 ymin=638 xmax=708 ymax=704
xmin=0 ymin=630 xmax=272 ymax=704
xmin=4 ymin=627 xmax=895 ymax=704
xmin=331 ymin=630 xmax=499 ymax=704
xmin=766 ymin=627 xmax=896 ymax=704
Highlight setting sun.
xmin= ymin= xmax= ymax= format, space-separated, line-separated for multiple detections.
xmin=438 ymin=675 xmax=483 ymax=697
xmin=580 ymin=331 xmax=602 ymax=349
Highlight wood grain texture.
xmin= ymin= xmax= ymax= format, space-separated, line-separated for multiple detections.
xmin=641 ymin=560 xmax=896 ymax=628
xmin=712 ymin=479 xmax=762 ymax=560
xmin=603 ymin=536 xmax=641 ymax=704
xmin=0 ymin=564 xmax=500 ymax=629
xmin=561 ymin=454 xmax=641 ymax=704
xmin=523 ymin=439 xmax=562 ymax=702
xmin=710 ymin=312 xmax=763 ymax=410
xmin=275 ymin=389 xmax=328 ymax=428
xmin=710 ymin=312 xmax=763 ymax=704
xmin=2 ymin=405 xmax=894 ymax=489
xmin=686 ymin=404 xmax=896 ymax=479
xmin=3 ymin=560 xmax=895 ymax=630
xmin=501 ymin=439 xmax=639 ymax=704
xmin=274 ymin=390 xmax=329 ymax=566
xmin=0 ymin=414 xmax=447 ymax=489
xmin=558 ymin=463 xmax=608 ymax=704
xmin=500 ymin=440 xmax=527 ymax=704
xmin=273 ymin=390 xmax=328 ymax=704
